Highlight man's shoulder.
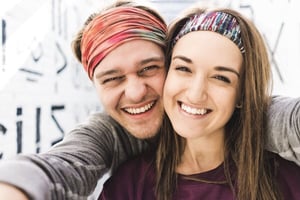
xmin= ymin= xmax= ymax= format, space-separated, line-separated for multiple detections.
xmin=78 ymin=112 xmax=124 ymax=133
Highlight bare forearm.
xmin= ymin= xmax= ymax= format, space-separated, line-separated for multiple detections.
xmin=0 ymin=182 xmax=29 ymax=200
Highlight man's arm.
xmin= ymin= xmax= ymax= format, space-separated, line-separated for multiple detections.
xmin=0 ymin=113 xmax=148 ymax=199
xmin=266 ymin=96 xmax=300 ymax=165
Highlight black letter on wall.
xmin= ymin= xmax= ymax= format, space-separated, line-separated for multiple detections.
xmin=16 ymin=107 xmax=22 ymax=153
xmin=51 ymin=105 xmax=65 ymax=146
xmin=0 ymin=123 xmax=7 ymax=159
xmin=36 ymin=107 xmax=41 ymax=153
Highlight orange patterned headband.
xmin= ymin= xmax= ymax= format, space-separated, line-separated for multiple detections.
xmin=81 ymin=6 xmax=167 ymax=79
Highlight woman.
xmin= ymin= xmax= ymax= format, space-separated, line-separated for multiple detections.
xmin=99 ymin=6 xmax=300 ymax=200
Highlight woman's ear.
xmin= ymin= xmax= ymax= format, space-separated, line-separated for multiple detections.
xmin=235 ymin=103 xmax=242 ymax=109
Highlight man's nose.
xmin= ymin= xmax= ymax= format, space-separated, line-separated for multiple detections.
xmin=124 ymin=77 xmax=147 ymax=102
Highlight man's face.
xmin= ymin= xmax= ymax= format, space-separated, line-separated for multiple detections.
xmin=93 ymin=40 xmax=166 ymax=139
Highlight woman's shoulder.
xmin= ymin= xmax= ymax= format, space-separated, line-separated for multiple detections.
xmin=267 ymin=152 xmax=300 ymax=198
xmin=266 ymin=151 xmax=299 ymax=173
xmin=270 ymin=152 xmax=300 ymax=172
xmin=115 ymin=150 xmax=156 ymax=175
xmin=102 ymin=149 xmax=156 ymax=186
xmin=100 ymin=151 xmax=156 ymax=199
xmin=264 ymin=151 xmax=300 ymax=184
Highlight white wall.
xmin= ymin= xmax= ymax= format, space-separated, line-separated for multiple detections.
xmin=0 ymin=0 xmax=109 ymax=159
xmin=239 ymin=0 xmax=300 ymax=97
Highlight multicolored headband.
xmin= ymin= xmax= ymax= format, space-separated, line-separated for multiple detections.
xmin=173 ymin=11 xmax=245 ymax=53
xmin=81 ymin=7 xmax=167 ymax=79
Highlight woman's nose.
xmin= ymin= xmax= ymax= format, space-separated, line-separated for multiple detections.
xmin=187 ymin=78 xmax=208 ymax=103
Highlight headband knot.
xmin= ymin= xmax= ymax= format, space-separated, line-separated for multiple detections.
xmin=174 ymin=11 xmax=245 ymax=53
xmin=81 ymin=7 xmax=166 ymax=79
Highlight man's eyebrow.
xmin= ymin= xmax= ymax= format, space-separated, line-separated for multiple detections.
xmin=140 ymin=56 xmax=165 ymax=65
xmin=95 ymin=56 xmax=164 ymax=79
xmin=215 ymin=66 xmax=240 ymax=78
xmin=95 ymin=69 xmax=120 ymax=79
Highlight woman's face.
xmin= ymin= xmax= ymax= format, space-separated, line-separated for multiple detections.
xmin=164 ymin=31 xmax=243 ymax=141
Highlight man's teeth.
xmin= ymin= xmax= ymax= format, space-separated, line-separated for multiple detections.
xmin=181 ymin=104 xmax=207 ymax=115
xmin=125 ymin=102 xmax=154 ymax=114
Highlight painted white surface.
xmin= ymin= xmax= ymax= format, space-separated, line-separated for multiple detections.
xmin=0 ymin=0 xmax=106 ymax=159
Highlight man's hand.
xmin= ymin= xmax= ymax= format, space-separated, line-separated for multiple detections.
xmin=0 ymin=182 xmax=29 ymax=200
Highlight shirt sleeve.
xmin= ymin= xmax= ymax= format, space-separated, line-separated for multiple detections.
xmin=266 ymin=96 xmax=300 ymax=166
xmin=0 ymin=113 xmax=147 ymax=200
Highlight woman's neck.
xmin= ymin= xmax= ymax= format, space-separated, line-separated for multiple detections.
xmin=176 ymin=133 xmax=225 ymax=175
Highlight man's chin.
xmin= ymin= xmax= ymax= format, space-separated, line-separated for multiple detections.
xmin=130 ymin=130 xmax=158 ymax=139
xmin=126 ymin=125 xmax=160 ymax=139
xmin=116 ymin=112 xmax=163 ymax=139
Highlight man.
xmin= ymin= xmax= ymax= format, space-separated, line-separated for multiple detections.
xmin=0 ymin=1 xmax=299 ymax=199
xmin=0 ymin=1 xmax=166 ymax=199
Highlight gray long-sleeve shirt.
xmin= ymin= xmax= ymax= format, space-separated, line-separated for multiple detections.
xmin=0 ymin=96 xmax=299 ymax=200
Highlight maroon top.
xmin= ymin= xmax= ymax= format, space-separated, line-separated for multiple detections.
xmin=99 ymin=151 xmax=300 ymax=200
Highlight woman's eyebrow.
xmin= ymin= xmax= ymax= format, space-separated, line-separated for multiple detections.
xmin=172 ymin=56 xmax=240 ymax=77
xmin=172 ymin=55 xmax=192 ymax=63
xmin=215 ymin=66 xmax=240 ymax=78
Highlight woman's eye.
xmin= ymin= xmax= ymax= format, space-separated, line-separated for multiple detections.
xmin=214 ymin=75 xmax=230 ymax=83
xmin=175 ymin=66 xmax=191 ymax=73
